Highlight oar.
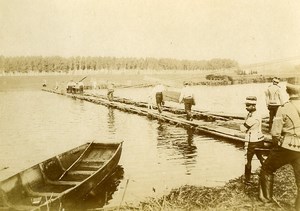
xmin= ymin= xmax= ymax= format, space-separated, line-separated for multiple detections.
xmin=118 ymin=178 xmax=130 ymax=210
xmin=79 ymin=76 xmax=87 ymax=82
xmin=59 ymin=141 xmax=94 ymax=180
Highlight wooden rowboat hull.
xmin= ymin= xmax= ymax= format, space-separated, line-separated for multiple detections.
xmin=0 ymin=142 xmax=122 ymax=211
xmin=163 ymin=90 xmax=180 ymax=103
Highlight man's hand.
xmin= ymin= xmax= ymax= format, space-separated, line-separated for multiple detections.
xmin=240 ymin=124 xmax=247 ymax=132
xmin=272 ymin=136 xmax=280 ymax=146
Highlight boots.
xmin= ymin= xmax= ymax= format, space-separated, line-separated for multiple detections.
xmin=295 ymin=189 xmax=300 ymax=211
xmin=259 ymin=170 xmax=274 ymax=203
xmin=186 ymin=112 xmax=191 ymax=121
xmin=244 ymin=164 xmax=252 ymax=184
xmin=186 ymin=111 xmax=193 ymax=121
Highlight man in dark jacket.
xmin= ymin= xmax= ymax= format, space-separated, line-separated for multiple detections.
xmin=259 ymin=77 xmax=300 ymax=210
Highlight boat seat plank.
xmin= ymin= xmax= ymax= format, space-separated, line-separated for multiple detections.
xmin=24 ymin=183 xmax=66 ymax=197
xmin=2 ymin=205 xmax=38 ymax=210
xmin=68 ymin=170 xmax=95 ymax=175
xmin=75 ymin=163 xmax=102 ymax=171
xmin=48 ymin=180 xmax=80 ymax=186
xmin=81 ymin=159 xmax=106 ymax=163
xmin=27 ymin=190 xmax=61 ymax=197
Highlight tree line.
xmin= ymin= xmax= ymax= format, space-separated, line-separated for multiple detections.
xmin=0 ymin=56 xmax=239 ymax=73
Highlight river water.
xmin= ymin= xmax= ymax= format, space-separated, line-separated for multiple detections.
xmin=0 ymin=77 xmax=289 ymax=210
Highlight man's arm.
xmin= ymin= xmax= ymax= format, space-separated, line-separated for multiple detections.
xmin=240 ymin=116 xmax=257 ymax=132
xmin=271 ymin=106 xmax=285 ymax=144
xmin=264 ymin=89 xmax=269 ymax=106
xmin=278 ymin=88 xmax=284 ymax=105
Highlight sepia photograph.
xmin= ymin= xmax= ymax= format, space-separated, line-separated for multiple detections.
xmin=1 ymin=0 xmax=300 ymax=210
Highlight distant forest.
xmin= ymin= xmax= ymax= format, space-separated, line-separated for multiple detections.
xmin=0 ymin=56 xmax=239 ymax=73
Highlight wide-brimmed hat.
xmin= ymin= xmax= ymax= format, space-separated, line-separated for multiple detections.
xmin=286 ymin=77 xmax=300 ymax=93
xmin=272 ymin=77 xmax=280 ymax=83
xmin=245 ymin=96 xmax=257 ymax=105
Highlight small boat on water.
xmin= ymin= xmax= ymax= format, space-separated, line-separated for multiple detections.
xmin=0 ymin=141 xmax=123 ymax=211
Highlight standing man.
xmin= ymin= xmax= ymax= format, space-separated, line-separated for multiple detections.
xmin=152 ymin=82 xmax=165 ymax=113
xmin=259 ymin=77 xmax=300 ymax=210
xmin=265 ymin=77 xmax=284 ymax=131
xmin=179 ymin=82 xmax=195 ymax=121
xmin=107 ymin=82 xmax=114 ymax=101
xmin=67 ymin=80 xmax=75 ymax=93
xmin=78 ymin=81 xmax=84 ymax=94
xmin=240 ymin=96 xmax=265 ymax=184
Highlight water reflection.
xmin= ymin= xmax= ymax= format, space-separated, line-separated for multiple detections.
xmin=0 ymin=89 xmax=257 ymax=207
xmin=65 ymin=166 xmax=124 ymax=210
xmin=187 ymin=127 xmax=195 ymax=145
xmin=157 ymin=122 xmax=197 ymax=175
xmin=107 ymin=107 xmax=116 ymax=134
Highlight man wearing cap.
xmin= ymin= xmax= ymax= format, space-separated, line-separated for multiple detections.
xmin=265 ymin=77 xmax=284 ymax=131
xmin=240 ymin=96 xmax=265 ymax=184
xmin=259 ymin=77 xmax=300 ymax=210
xmin=179 ymin=82 xmax=195 ymax=121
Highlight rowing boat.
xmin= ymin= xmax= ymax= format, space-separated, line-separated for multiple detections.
xmin=0 ymin=141 xmax=122 ymax=211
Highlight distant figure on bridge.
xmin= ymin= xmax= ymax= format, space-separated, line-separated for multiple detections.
xmin=42 ymin=79 xmax=47 ymax=87
xmin=259 ymin=77 xmax=300 ymax=209
xmin=107 ymin=82 xmax=114 ymax=101
xmin=67 ymin=80 xmax=75 ymax=93
xmin=55 ymin=81 xmax=59 ymax=90
xmin=74 ymin=82 xmax=80 ymax=94
xmin=78 ymin=81 xmax=84 ymax=94
xmin=179 ymin=82 xmax=195 ymax=121
xmin=152 ymin=82 xmax=165 ymax=113
xmin=265 ymin=77 xmax=284 ymax=131
xmin=92 ymin=81 xmax=97 ymax=90
xmin=240 ymin=96 xmax=265 ymax=184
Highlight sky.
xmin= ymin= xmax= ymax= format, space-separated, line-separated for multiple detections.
xmin=0 ymin=0 xmax=300 ymax=65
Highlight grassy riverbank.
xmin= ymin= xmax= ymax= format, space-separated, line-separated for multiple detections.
xmin=118 ymin=165 xmax=296 ymax=211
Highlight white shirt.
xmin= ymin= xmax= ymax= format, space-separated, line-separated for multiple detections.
xmin=179 ymin=86 xmax=194 ymax=103
xmin=265 ymin=84 xmax=283 ymax=106
xmin=240 ymin=110 xmax=264 ymax=142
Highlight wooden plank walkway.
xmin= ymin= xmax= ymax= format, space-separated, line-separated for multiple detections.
xmin=42 ymin=89 xmax=272 ymax=143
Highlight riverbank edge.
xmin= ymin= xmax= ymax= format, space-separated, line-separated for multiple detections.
xmin=117 ymin=165 xmax=296 ymax=211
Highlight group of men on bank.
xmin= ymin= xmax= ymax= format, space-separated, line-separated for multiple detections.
xmin=151 ymin=76 xmax=300 ymax=210
xmin=66 ymin=80 xmax=84 ymax=94
xmin=240 ymin=76 xmax=300 ymax=210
